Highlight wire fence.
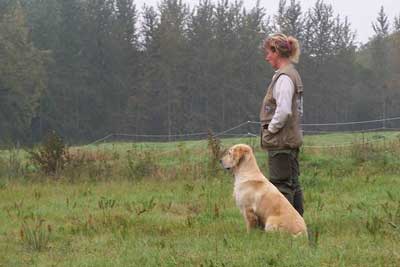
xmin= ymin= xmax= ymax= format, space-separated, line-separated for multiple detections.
xmin=88 ymin=116 xmax=400 ymax=148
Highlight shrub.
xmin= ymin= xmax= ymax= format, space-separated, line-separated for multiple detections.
xmin=126 ymin=150 xmax=157 ymax=181
xmin=29 ymin=131 xmax=68 ymax=176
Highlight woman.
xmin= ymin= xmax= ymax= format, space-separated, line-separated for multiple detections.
xmin=259 ymin=33 xmax=304 ymax=216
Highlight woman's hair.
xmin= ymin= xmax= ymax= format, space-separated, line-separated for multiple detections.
xmin=263 ymin=33 xmax=300 ymax=63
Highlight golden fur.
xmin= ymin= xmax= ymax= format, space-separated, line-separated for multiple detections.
xmin=220 ymin=144 xmax=307 ymax=236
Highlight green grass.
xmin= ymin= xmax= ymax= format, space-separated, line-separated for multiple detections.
xmin=0 ymin=132 xmax=400 ymax=266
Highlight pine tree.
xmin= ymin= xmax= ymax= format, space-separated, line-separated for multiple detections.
xmin=372 ymin=6 xmax=389 ymax=37
xmin=273 ymin=0 xmax=303 ymax=39
xmin=394 ymin=14 xmax=400 ymax=33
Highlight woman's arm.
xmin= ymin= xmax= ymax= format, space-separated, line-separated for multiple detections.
xmin=268 ymin=75 xmax=295 ymax=133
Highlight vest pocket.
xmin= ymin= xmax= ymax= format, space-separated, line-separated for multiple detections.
xmin=261 ymin=127 xmax=279 ymax=148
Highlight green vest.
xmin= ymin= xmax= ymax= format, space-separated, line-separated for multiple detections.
xmin=259 ymin=64 xmax=303 ymax=150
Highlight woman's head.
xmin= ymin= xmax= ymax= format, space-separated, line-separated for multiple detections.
xmin=263 ymin=33 xmax=300 ymax=65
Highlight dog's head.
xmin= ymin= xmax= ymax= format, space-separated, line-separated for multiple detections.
xmin=220 ymin=144 xmax=252 ymax=170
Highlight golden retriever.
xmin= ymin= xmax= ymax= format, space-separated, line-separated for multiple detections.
xmin=220 ymin=144 xmax=307 ymax=236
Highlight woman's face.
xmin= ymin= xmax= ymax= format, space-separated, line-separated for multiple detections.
xmin=265 ymin=47 xmax=279 ymax=69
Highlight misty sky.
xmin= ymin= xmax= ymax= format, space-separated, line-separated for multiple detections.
xmin=134 ymin=0 xmax=399 ymax=44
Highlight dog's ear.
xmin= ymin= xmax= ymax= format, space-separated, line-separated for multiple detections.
xmin=233 ymin=145 xmax=249 ymax=166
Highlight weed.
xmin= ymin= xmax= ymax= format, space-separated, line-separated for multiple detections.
xmin=183 ymin=183 xmax=195 ymax=193
xmin=98 ymin=196 xmax=117 ymax=210
xmin=366 ymin=215 xmax=383 ymax=236
xmin=0 ymin=179 xmax=6 ymax=190
xmin=307 ymin=224 xmax=321 ymax=248
xmin=7 ymin=146 xmax=25 ymax=178
xmin=68 ymin=215 xmax=97 ymax=236
xmin=20 ymin=217 xmax=52 ymax=252
xmin=207 ymin=129 xmax=222 ymax=176
xmin=34 ymin=190 xmax=41 ymax=200
xmin=13 ymin=200 xmax=25 ymax=218
xmin=315 ymin=195 xmax=324 ymax=212
xmin=186 ymin=215 xmax=194 ymax=228
xmin=214 ymin=203 xmax=220 ymax=218
xmin=98 ymin=196 xmax=117 ymax=225
xmin=65 ymin=197 xmax=77 ymax=209
xmin=136 ymin=197 xmax=156 ymax=216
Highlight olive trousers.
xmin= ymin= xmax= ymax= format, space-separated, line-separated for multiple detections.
xmin=267 ymin=149 xmax=304 ymax=216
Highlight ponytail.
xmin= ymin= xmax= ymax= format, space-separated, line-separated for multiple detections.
xmin=263 ymin=33 xmax=301 ymax=63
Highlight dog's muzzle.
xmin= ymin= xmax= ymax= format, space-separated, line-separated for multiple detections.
xmin=220 ymin=160 xmax=231 ymax=170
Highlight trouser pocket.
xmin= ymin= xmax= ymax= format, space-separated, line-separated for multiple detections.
xmin=268 ymin=151 xmax=293 ymax=182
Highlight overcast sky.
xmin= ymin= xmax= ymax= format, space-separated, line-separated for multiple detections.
xmin=133 ymin=0 xmax=399 ymax=44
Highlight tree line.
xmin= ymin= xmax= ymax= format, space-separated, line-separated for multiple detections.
xmin=0 ymin=0 xmax=399 ymax=144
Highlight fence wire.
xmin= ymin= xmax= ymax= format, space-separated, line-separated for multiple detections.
xmin=89 ymin=116 xmax=400 ymax=148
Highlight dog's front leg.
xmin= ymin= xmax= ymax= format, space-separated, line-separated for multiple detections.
xmin=243 ymin=208 xmax=258 ymax=233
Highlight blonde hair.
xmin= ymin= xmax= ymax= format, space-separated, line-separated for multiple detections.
xmin=263 ymin=33 xmax=300 ymax=63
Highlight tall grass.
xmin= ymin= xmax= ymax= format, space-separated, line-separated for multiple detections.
xmin=1 ymin=131 xmax=394 ymax=183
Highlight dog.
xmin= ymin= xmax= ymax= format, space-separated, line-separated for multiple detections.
xmin=220 ymin=144 xmax=307 ymax=236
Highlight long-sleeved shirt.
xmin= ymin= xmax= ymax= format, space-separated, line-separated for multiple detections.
xmin=267 ymin=74 xmax=294 ymax=134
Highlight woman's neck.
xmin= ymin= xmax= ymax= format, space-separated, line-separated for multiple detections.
xmin=277 ymin=58 xmax=291 ymax=69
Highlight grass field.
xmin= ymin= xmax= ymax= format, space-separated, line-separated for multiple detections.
xmin=0 ymin=132 xmax=400 ymax=266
